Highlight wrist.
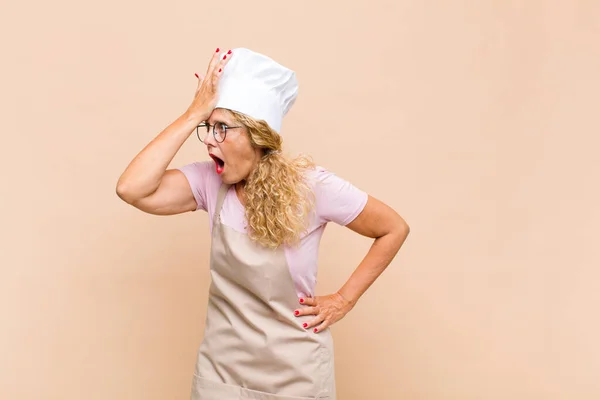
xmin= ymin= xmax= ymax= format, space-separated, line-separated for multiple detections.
xmin=336 ymin=290 xmax=357 ymax=309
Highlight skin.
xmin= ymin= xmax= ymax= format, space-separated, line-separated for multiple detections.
xmin=295 ymin=196 xmax=409 ymax=333
xmin=201 ymin=108 xmax=261 ymax=200
xmin=116 ymin=48 xmax=410 ymax=334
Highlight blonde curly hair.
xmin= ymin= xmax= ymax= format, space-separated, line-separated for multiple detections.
xmin=226 ymin=109 xmax=316 ymax=249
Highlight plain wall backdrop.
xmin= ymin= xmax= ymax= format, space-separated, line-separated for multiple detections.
xmin=1 ymin=1 xmax=599 ymax=399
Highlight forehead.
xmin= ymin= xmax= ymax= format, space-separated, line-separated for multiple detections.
xmin=208 ymin=108 xmax=236 ymax=123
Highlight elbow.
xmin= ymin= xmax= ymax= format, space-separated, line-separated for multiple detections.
xmin=115 ymin=180 xmax=139 ymax=205
xmin=402 ymin=220 xmax=410 ymax=236
xmin=392 ymin=216 xmax=410 ymax=245
xmin=115 ymin=181 xmax=130 ymax=203
xmin=401 ymin=219 xmax=410 ymax=238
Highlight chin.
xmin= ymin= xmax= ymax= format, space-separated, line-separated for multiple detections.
xmin=221 ymin=177 xmax=235 ymax=185
xmin=220 ymin=173 xmax=239 ymax=185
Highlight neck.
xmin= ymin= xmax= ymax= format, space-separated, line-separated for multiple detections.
xmin=234 ymin=181 xmax=246 ymax=206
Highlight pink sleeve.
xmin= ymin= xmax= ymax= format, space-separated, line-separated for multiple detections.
xmin=176 ymin=161 xmax=218 ymax=212
xmin=313 ymin=167 xmax=368 ymax=226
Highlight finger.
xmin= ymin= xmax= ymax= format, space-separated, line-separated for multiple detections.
xmin=210 ymin=50 xmax=232 ymax=87
xmin=299 ymin=296 xmax=316 ymax=306
xmin=313 ymin=319 xmax=331 ymax=333
xmin=303 ymin=314 xmax=326 ymax=330
xmin=294 ymin=306 xmax=318 ymax=317
xmin=205 ymin=47 xmax=223 ymax=77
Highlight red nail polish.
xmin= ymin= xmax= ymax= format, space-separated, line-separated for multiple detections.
xmin=303 ymin=323 xmax=308 ymax=328
xmin=299 ymin=298 xmax=304 ymax=303
xmin=219 ymin=68 xmax=222 ymax=72
xmin=313 ymin=328 xmax=318 ymax=333
xmin=216 ymin=47 xmax=220 ymax=52
xmin=195 ymin=73 xmax=199 ymax=78
xmin=223 ymin=55 xmax=227 ymax=60
xmin=294 ymin=310 xmax=299 ymax=316
xmin=227 ymin=50 xmax=232 ymax=54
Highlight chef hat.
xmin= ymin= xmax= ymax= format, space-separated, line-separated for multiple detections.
xmin=215 ymin=48 xmax=298 ymax=133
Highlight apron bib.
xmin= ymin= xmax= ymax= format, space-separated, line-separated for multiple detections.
xmin=190 ymin=184 xmax=336 ymax=400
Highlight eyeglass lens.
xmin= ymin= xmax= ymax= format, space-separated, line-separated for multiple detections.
xmin=198 ymin=122 xmax=227 ymax=143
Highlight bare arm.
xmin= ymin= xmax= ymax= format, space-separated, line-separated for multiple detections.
xmin=116 ymin=49 xmax=231 ymax=215
xmin=295 ymin=195 xmax=409 ymax=332
xmin=115 ymin=112 xmax=202 ymax=215
xmin=338 ymin=195 xmax=410 ymax=305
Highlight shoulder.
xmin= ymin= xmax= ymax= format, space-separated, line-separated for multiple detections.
xmin=178 ymin=160 xmax=217 ymax=178
xmin=176 ymin=160 xmax=222 ymax=211
xmin=178 ymin=160 xmax=223 ymax=192
xmin=305 ymin=165 xmax=364 ymax=197
xmin=304 ymin=165 xmax=369 ymax=226
xmin=303 ymin=165 xmax=346 ymax=186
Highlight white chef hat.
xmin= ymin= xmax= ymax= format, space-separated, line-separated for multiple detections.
xmin=215 ymin=48 xmax=298 ymax=133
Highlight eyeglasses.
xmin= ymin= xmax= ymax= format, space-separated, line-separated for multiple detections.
xmin=196 ymin=121 xmax=243 ymax=143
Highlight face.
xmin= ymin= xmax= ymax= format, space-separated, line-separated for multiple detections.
xmin=202 ymin=108 xmax=262 ymax=185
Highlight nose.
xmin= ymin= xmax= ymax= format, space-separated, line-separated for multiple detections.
xmin=202 ymin=129 xmax=217 ymax=147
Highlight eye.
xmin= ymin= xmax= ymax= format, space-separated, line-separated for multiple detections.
xmin=215 ymin=122 xmax=230 ymax=137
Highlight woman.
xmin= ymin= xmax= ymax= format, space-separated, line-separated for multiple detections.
xmin=116 ymin=47 xmax=409 ymax=400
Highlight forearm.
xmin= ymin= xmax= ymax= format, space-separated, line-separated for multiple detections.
xmin=337 ymin=227 xmax=409 ymax=306
xmin=116 ymin=111 xmax=203 ymax=201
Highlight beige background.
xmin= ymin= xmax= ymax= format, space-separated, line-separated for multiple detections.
xmin=1 ymin=1 xmax=599 ymax=399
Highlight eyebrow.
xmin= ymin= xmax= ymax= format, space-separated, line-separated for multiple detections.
xmin=207 ymin=118 xmax=232 ymax=125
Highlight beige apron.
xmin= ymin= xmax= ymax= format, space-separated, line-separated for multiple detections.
xmin=190 ymin=184 xmax=336 ymax=400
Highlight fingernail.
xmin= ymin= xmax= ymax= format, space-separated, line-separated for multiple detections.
xmin=294 ymin=310 xmax=299 ymax=316
xmin=223 ymin=55 xmax=227 ymax=60
xmin=299 ymin=298 xmax=304 ymax=303
xmin=313 ymin=328 xmax=318 ymax=333
xmin=219 ymin=68 xmax=222 ymax=72
xmin=303 ymin=323 xmax=308 ymax=328
xmin=195 ymin=73 xmax=199 ymax=79
xmin=227 ymin=50 xmax=232 ymax=54
xmin=216 ymin=47 xmax=220 ymax=52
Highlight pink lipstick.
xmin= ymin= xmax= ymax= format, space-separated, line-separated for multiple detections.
xmin=209 ymin=154 xmax=225 ymax=175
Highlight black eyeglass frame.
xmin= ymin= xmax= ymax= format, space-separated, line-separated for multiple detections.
xmin=196 ymin=122 xmax=243 ymax=143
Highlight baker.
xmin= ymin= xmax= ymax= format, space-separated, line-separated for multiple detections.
xmin=116 ymin=47 xmax=410 ymax=399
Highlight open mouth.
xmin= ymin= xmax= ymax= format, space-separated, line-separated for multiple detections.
xmin=209 ymin=154 xmax=225 ymax=174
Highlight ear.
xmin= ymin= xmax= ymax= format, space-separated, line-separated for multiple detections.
xmin=255 ymin=146 xmax=265 ymax=158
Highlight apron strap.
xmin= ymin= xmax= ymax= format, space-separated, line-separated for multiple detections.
xmin=213 ymin=183 xmax=231 ymax=223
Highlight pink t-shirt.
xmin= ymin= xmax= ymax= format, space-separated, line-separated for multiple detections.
xmin=177 ymin=161 xmax=368 ymax=298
